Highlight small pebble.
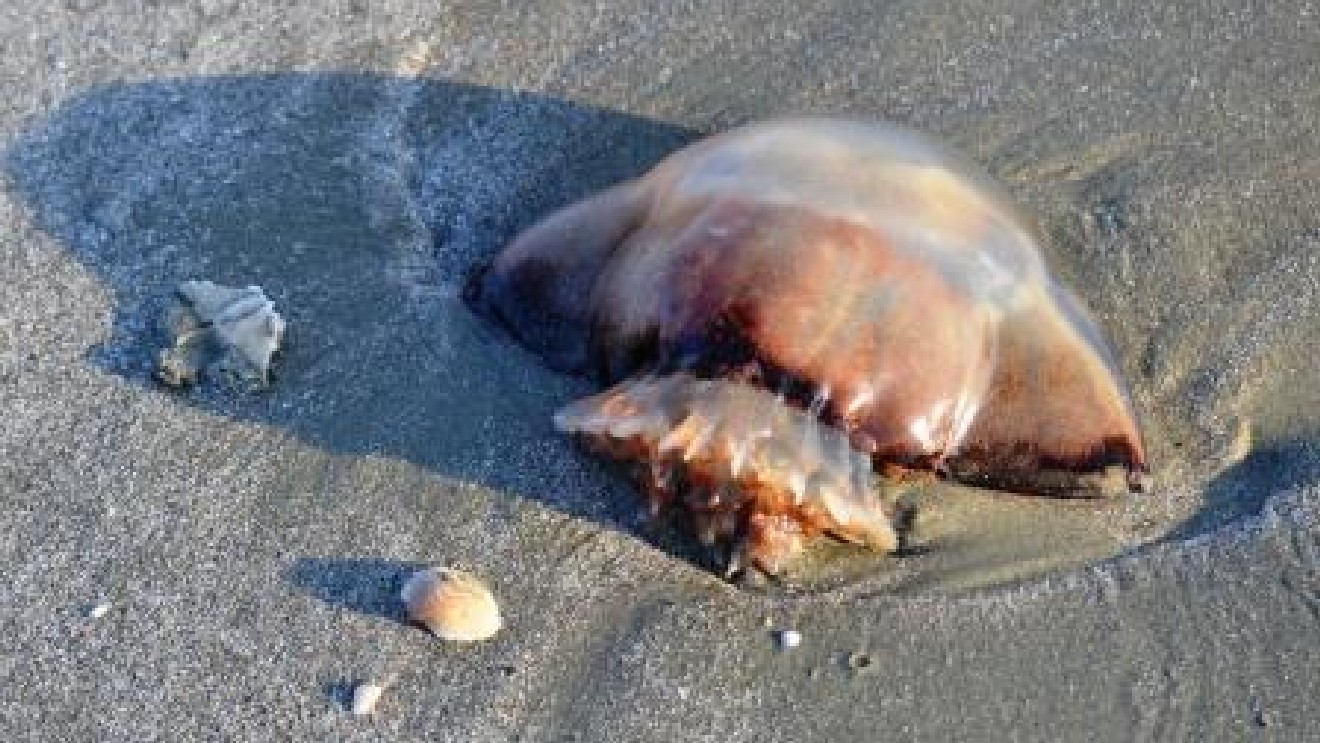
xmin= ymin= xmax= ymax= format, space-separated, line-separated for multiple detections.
xmin=1251 ymin=699 xmax=1274 ymax=728
xmin=845 ymin=651 xmax=875 ymax=674
xmin=776 ymin=629 xmax=803 ymax=650
xmin=87 ymin=602 xmax=111 ymax=618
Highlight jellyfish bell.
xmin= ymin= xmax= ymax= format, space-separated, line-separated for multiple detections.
xmin=466 ymin=117 xmax=1149 ymax=574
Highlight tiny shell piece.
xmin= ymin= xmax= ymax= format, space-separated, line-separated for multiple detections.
xmin=846 ymin=651 xmax=875 ymax=674
xmin=154 ymin=301 xmax=212 ymax=388
xmin=351 ymin=681 xmax=386 ymax=716
xmin=777 ymin=629 xmax=803 ymax=650
xmin=400 ymin=567 xmax=502 ymax=643
xmin=87 ymin=602 xmax=111 ymax=619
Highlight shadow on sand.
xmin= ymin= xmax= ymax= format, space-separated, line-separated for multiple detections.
xmin=6 ymin=73 xmax=1315 ymax=602
xmin=3 ymin=72 xmax=700 ymax=603
xmin=286 ymin=556 xmax=430 ymax=624
xmin=4 ymin=71 xmax=695 ymax=498
xmin=1158 ymin=436 xmax=1319 ymax=545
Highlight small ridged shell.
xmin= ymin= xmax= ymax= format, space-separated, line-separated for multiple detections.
xmin=400 ymin=567 xmax=502 ymax=642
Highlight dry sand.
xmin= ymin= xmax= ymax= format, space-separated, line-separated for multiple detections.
xmin=1 ymin=1 xmax=1317 ymax=740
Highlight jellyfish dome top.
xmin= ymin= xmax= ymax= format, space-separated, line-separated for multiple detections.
xmin=467 ymin=118 xmax=1148 ymax=575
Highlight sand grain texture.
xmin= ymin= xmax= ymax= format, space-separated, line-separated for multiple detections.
xmin=0 ymin=1 xmax=1317 ymax=741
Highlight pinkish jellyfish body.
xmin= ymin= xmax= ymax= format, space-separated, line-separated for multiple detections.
xmin=467 ymin=118 xmax=1148 ymax=574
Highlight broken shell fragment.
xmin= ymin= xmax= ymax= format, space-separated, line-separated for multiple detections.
xmin=400 ymin=567 xmax=502 ymax=643
xmin=155 ymin=280 xmax=285 ymax=389
xmin=154 ymin=301 xmax=212 ymax=388
xmin=845 ymin=651 xmax=876 ymax=674
xmin=179 ymin=280 xmax=285 ymax=385
xmin=351 ymin=681 xmax=386 ymax=716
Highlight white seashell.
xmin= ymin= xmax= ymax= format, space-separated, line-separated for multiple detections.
xmin=351 ymin=681 xmax=386 ymax=716
xmin=776 ymin=629 xmax=803 ymax=650
xmin=87 ymin=602 xmax=111 ymax=618
xmin=176 ymin=280 xmax=285 ymax=386
xmin=401 ymin=567 xmax=502 ymax=643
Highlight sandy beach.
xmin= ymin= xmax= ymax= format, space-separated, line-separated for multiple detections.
xmin=1 ymin=1 xmax=1317 ymax=740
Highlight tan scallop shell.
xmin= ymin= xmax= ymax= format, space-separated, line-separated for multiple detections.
xmin=400 ymin=567 xmax=502 ymax=642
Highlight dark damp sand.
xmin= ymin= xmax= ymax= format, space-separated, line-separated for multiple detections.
xmin=1 ymin=1 xmax=1317 ymax=740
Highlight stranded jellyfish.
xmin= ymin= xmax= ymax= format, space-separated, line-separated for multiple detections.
xmin=466 ymin=118 xmax=1149 ymax=574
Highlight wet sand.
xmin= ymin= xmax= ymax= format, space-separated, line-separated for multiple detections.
xmin=1 ymin=1 xmax=1317 ymax=740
